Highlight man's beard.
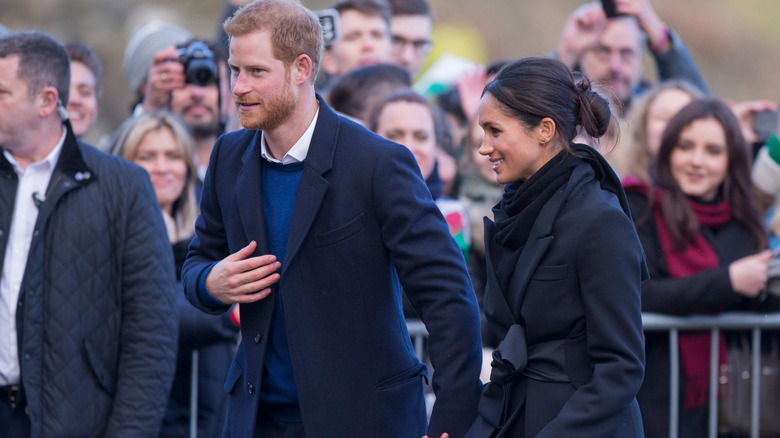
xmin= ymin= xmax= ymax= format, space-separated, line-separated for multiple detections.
xmin=597 ymin=72 xmax=632 ymax=106
xmin=179 ymin=101 xmax=221 ymax=139
xmin=235 ymin=81 xmax=296 ymax=132
xmin=190 ymin=120 xmax=221 ymax=139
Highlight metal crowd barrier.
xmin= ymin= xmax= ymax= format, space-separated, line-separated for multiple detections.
xmin=406 ymin=313 xmax=780 ymax=438
xmin=190 ymin=314 xmax=780 ymax=438
xmin=186 ymin=323 xmax=431 ymax=438
xmin=643 ymin=312 xmax=780 ymax=438
xmin=407 ymin=319 xmax=428 ymax=360
xmin=190 ymin=350 xmax=199 ymax=438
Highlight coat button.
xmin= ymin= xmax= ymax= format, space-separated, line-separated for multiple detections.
xmin=254 ymin=333 xmax=262 ymax=344
xmin=247 ymin=383 xmax=254 ymax=394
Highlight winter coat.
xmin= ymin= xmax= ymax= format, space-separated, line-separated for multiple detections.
xmin=0 ymin=122 xmax=178 ymax=437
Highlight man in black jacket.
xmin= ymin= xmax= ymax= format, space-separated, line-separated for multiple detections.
xmin=0 ymin=30 xmax=178 ymax=437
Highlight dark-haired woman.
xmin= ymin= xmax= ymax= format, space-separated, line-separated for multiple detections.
xmin=466 ymin=57 xmax=646 ymax=437
xmin=623 ymin=98 xmax=780 ymax=438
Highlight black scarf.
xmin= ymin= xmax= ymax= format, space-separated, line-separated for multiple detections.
xmin=491 ymin=143 xmax=631 ymax=292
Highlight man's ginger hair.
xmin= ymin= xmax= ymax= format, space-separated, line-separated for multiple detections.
xmin=224 ymin=0 xmax=323 ymax=84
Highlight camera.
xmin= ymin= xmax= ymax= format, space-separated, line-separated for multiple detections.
xmin=600 ymin=0 xmax=624 ymax=18
xmin=177 ymin=41 xmax=217 ymax=87
xmin=753 ymin=109 xmax=780 ymax=145
xmin=318 ymin=8 xmax=341 ymax=47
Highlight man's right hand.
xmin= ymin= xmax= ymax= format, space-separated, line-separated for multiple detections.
xmin=205 ymin=241 xmax=281 ymax=304
xmin=556 ymin=2 xmax=607 ymax=69
xmin=142 ymin=46 xmax=186 ymax=112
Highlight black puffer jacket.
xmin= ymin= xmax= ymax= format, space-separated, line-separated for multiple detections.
xmin=0 ymin=123 xmax=178 ymax=437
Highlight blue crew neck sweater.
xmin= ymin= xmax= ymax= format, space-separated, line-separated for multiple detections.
xmin=259 ymin=159 xmax=304 ymax=422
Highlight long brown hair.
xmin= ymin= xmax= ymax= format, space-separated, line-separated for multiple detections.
xmin=649 ymin=98 xmax=765 ymax=249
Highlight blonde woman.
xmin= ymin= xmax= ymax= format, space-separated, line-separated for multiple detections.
xmin=618 ymin=80 xmax=704 ymax=183
xmin=111 ymin=110 xmax=198 ymax=246
xmin=111 ymin=110 xmax=239 ymax=437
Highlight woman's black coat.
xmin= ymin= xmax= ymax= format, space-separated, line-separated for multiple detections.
xmin=473 ymin=162 xmax=646 ymax=437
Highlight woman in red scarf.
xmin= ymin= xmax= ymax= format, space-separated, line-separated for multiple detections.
xmin=624 ymin=98 xmax=780 ymax=438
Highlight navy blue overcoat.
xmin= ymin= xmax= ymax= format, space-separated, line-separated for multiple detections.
xmin=182 ymin=96 xmax=483 ymax=438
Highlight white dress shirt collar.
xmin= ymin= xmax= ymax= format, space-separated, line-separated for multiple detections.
xmin=260 ymin=107 xmax=320 ymax=164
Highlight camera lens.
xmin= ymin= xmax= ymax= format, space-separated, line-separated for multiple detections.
xmin=180 ymin=41 xmax=217 ymax=87
xmin=187 ymin=60 xmax=216 ymax=86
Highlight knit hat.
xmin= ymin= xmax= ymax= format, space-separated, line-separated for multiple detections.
xmin=122 ymin=21 xmax=192 ymax=94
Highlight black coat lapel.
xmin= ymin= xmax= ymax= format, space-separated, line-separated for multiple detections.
xmin=283 ymin=96 xmax=337 ymax=272
xmin=483 ymin=217 xmax=518 ymax=329
xmin=505 ymin=185 xmax=566 ymax=317
xmin=37 ymin=122 xmax=95 ymax=224
xmin=505 ymin=164 xmax=589 ymax=315
xmin=236 ymin=130 xmax=269 ymax=255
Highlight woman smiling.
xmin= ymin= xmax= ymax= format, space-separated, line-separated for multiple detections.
xmin=624 ymin=98 xmax=780 ymax=438
xmin=466 ymin=57 xmax=646 ymax=438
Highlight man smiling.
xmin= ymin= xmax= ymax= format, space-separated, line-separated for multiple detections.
xmin=65 ymin=43 xmax=102 ymax=138
xmin=182 ymin=1 xmax=483 ymax=437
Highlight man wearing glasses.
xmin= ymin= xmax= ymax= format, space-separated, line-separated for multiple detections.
xmin=388 ymin=0 xmax=433 ymax=79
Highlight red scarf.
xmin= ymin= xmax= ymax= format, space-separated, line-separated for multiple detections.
xmin=625 ymin=178 xmax=730 ymax=410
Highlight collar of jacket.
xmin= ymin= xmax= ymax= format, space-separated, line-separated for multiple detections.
xmin=240 ymin=94 xmax=337 ymax=178
xmin=52 ymin=120 xmax=96 ymax=189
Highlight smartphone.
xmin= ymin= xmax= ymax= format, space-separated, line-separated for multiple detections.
xmin=753 ymin=109 xmax=780 ymax=145
xmin=317 ymin=8 xmax=341 ymax=47
xmin=600 ymin=0 xmax=622 ymax=18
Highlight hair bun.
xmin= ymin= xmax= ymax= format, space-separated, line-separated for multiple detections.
xmin=575 ymin=77 xmax=611 ymax=139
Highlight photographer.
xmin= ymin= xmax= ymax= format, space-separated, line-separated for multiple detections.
xmin=141 ymin=39 xmax=229 ymax=182
xmin=555 ymin=0 xmax=709 ymax=111
xmin=118 ymin=32 xmax=240 ymax=437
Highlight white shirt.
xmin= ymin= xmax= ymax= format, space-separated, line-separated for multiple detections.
xmin=260 ymin=107 xmax=320 ymax=164
xmin=0 ymin=128 xmax=65 ymax=385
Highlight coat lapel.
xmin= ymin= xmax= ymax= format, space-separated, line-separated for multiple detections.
xmin=506 ymin=186 xmax=566 ymax=317
xmin=483 ymin=217 xmax=518 ymax=328
xmin=283 ymin=96 xmax=337 ymax=273
xmin=37 ymin=122 xmax=95 ymax=223
xmin=506 ymin=164 xmax=589 ymax=315
xmin=236 ymin=130 xmax=270 ymax=254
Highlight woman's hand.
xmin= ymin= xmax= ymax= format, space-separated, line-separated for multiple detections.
xmin=729 ymin=250 xmax=772 ymax=297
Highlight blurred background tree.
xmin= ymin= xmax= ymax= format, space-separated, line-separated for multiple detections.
xmin=1 ymin=0 xmax=778 ymax=145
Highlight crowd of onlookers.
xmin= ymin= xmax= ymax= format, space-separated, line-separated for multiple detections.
xmin=3 ymin=0 xmax=780 ymax=436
